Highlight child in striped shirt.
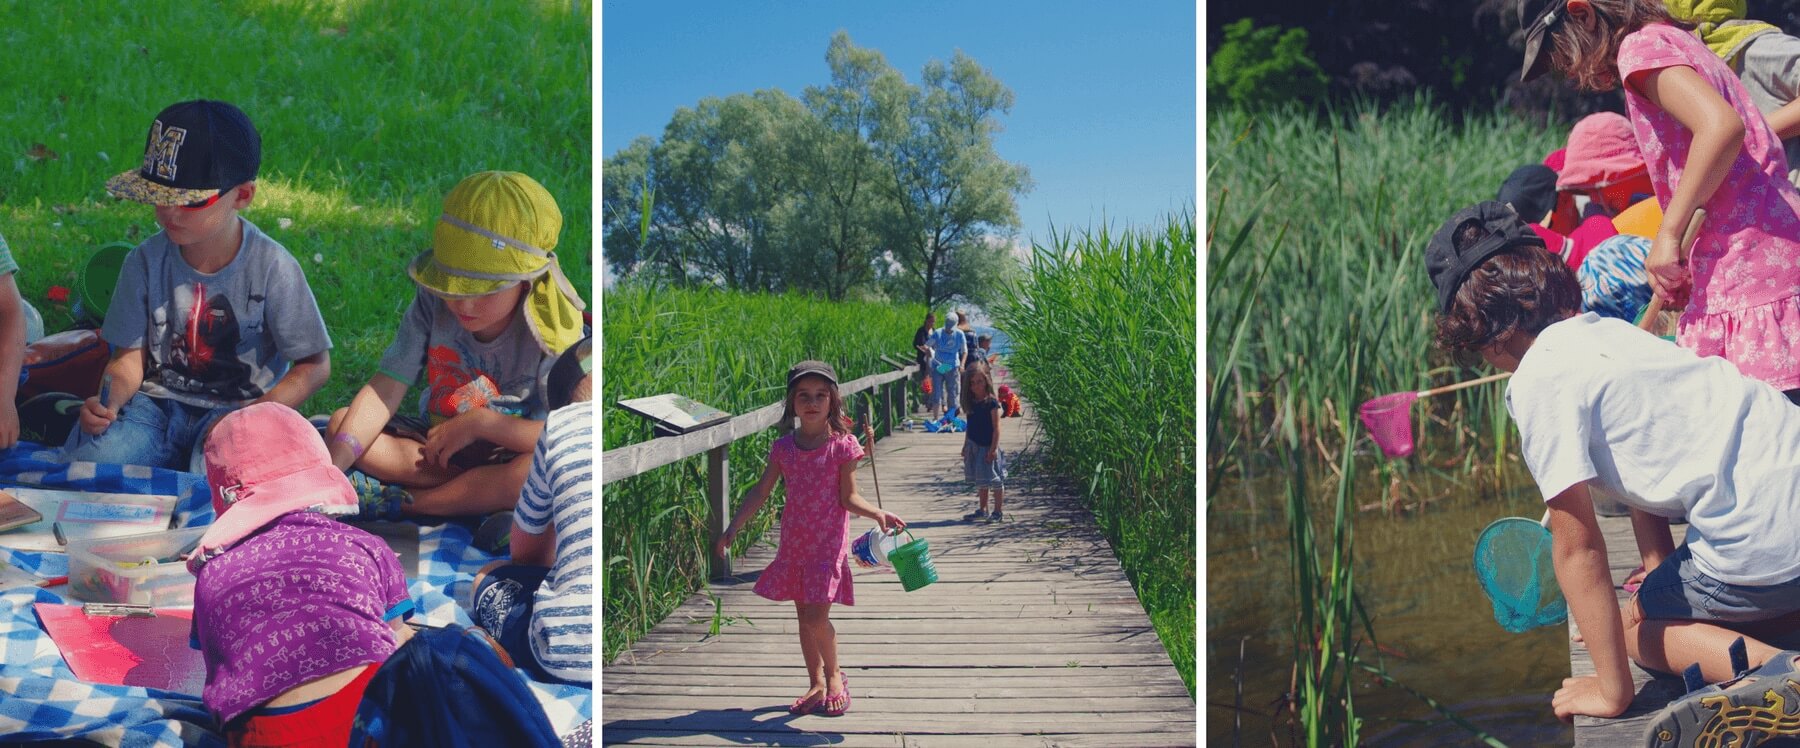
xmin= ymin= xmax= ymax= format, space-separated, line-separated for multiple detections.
xmin=469 ymin=337 xmax=592 ymax=684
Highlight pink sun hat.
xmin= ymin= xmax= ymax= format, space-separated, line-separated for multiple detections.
xmin=189 ymin=402 xmax=357 ymax=571
xmin=1557 ymin=112 xmax=1648 ymax=191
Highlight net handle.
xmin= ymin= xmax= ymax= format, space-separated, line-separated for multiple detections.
xmin=1418 ymin=371 xmax=1511 ymax=398
xmin=1636 ymin=207 xmax=1707 ymax=333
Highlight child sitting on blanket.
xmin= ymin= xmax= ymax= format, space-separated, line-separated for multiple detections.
xmin=188 ymin=402 xmax=414 ymax=747
xmin=70 ymin=100 xmax=333 ymax=473
xmin=324 ymin=171 xmax=585 ymax=519
xmin=469 ymin=336 xmax=592 ymax=685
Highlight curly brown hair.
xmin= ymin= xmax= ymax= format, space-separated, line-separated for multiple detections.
xmin=1548 ymin=0 xmax=1686 ymax=92
xmin=1435 ymin=220 xmax=1582 ymax=351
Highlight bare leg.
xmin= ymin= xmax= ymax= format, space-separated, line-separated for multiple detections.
xmin=328 ymin=409 xmax=458 ymax=488
xmin=799 ymin=602 xmax=842 ymax=698
xmin=403 ymin=452 xmax=533 ymax=517
xmin=992 ymin=487 xmax=1004 ymax=516
xmin=1624 ymin=600 xmax=1787 ymax=681
xmin=978 ymin=488 xmax=989 ymax=513
xmin=795 ymin=602 xmax=828 ymax=706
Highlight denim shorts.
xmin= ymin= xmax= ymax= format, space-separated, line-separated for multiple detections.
xmin=1636 ymin=545 xmax=1800 ymax=623
xmin=472 ymin=564 xmax=551 ymax=678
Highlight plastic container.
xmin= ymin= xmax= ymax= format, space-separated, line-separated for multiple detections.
xmin=850 ymin=527 xmax=904 ymax=569
xmin=75 ymin=242 xmax=132 ymax=325
xmin=888 ymin=529 xmax=938 ymax=592
xmin=66 ymin=525 xmax=205 ymax=606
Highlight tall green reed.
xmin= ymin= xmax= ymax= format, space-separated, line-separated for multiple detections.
xmin=994 ymin=213 xmax=1197 ymax=694
xmin=1206 ymin=97 xmax=1562 ymax=476
xmin=600 ymin=285 xmax=923 ymax=659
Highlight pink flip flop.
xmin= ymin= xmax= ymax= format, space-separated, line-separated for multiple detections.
xmin=821 ymin=672 xmax=851 ymax=716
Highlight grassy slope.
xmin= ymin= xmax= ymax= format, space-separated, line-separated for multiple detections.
xmin=0 ymin=0 xmax=592 ymax=411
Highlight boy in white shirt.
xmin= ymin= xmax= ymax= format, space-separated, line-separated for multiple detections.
xmin=1428 ymin=201 xmax=1800 ymax=741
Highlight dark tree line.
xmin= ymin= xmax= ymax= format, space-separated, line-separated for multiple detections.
xmin=1207 ymin=0 xmax=1800 ymax=121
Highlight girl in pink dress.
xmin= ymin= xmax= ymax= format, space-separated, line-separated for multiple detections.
xmin=715 ymin=360 xmax=905 ymax=717
xmin=1521 ymin=0 xmax=1800 ymax=398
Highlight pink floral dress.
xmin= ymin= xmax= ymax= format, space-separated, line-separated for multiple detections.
xmin=1619 ymin=23 xmax=1800 ymax=391
xmin=752 ymin=431 xmax=864 ymax=605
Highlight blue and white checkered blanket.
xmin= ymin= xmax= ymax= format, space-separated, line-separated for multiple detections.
xmin=0 ymin=443 xmax=592 ymax=746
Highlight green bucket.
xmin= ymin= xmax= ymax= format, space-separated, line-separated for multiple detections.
xmin=887 ymin=529 xmax=937 ymax=592
xmin=77 ymin=242 xmax=132 ymax=323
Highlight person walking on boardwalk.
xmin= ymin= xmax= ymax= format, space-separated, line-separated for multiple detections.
xmin=960 ymin=363 xmax=1006 ymax=522
xmin=714 ymin=360 xmax=906 ymax=717
xmin=912 ymin=311 xmax=935 ymax=394
xmin=927 ymin=313 xmax=966 ymax=420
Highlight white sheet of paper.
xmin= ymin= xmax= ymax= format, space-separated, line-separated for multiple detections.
xmin=0 ymin=489 xmax=177 ymax=553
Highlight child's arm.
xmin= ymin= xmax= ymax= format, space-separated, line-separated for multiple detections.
xmin=987 ymin=405 xmax=1001 ymax=460
xmin=78 ymin=347 xmax=147 ymax=436
xmin=510 ymin=521 xmax=555 ymax=567
xmin=1546 ymin=482 xmax=1633 ymax=722
xmin=1628 ymin=507 xmax=1675 ymax=585
xmin=327 ymin=374 xmax=409 ymax=470
xmin=1630 ymin=65 xmax=1745 ymax=303
xmin=838 ymin=460 xmax=903 ymax=531
xmin=422 ymin=409 xmax=545 ymax=469
xmin=0 ymin=275 xmax=26 ymax=448
xmin=254 ymin=351 xmax=330 ymax=411
xmin=715 ymin=460 xmax=783 ymax=559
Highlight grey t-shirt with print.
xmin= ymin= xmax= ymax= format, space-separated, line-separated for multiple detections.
xmin=0 ymin=231 xmax=20 ymax=276
xmin=101 ymin=218 xmax=332 ymax=409
xmin=376 ymin=290 xmax=555 ymax=424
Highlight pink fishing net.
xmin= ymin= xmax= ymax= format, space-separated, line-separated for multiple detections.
xmin=1358 ymin=392 xmax=1419 ymax=458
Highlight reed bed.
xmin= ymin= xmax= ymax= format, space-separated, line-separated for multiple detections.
xmin=599 ymin=285 xmax=924 ymax=659
xmin=993 ymin=214 xmax=1198 ymax=693
xmin=1206 ymin=98 xmax=1566 ymax=480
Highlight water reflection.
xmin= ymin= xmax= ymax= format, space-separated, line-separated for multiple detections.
xmin=1207 ymin=459 xmax=1574 ymax=747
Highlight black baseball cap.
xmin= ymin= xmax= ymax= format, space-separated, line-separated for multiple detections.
xmin=1496 ymin=164 xmax=1559 ymax=224
xmin=787 ymin=360 xmax=838 ymax=386
xmin=1425 ymin=201 xmax=1547 ymax=313
xmin=1519 ymin=0 xmax=1569 ymax=82
xmin=106 ymin=99 xmax=262 ymax=206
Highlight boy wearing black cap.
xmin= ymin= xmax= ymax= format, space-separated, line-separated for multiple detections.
xmin=1430 ymin=200 xmax=1800 ymax=735
xmin=68 ymin=99 xmax=332 ymax=473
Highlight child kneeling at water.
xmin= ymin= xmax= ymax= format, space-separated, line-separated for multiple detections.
xmin=188 ymin=402 xmax=414 ymax=747
xmin=1429 ymin=201 xmax=1800 ymax=739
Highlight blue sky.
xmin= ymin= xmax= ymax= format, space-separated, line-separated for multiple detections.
xmin=599 ymin=1 xmax=1197 ymax=252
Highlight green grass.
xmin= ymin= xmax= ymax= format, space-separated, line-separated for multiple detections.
xmin=0 ymin=1 xmax=592 ymax=411
xmin=993 ymin=214 xmax=1197 ymax=694
xmin=600 ymin=285 xmax=924 ymax=659
xmin=1206 ymin=98 xmax=1565 ymax=479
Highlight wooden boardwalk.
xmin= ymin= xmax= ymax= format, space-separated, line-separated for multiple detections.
xmin=602 ymin=396 xmax=1197 ymax=746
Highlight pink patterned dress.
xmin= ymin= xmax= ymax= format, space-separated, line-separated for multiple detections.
xmin=1618 ymin=23 xmax=1800 ymax=391
xmin=752 ymin=432 xmax=864 ymax=605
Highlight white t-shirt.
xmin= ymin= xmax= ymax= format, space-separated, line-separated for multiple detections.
xmin=1508 ymin=313 xmax=1800 ymax=585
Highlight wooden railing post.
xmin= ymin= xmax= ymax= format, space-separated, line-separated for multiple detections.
xmin=707 ymin=444 xmax=731 ymax=580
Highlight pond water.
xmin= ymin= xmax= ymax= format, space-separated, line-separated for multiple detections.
xmin=1206 ymin=459 xmax=1575 ymax=747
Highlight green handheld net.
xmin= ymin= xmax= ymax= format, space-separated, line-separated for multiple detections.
xmin=1472 ymin=517 xmax=1568 ymax=633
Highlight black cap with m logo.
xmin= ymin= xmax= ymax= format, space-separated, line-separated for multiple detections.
xmin=106 ymin=99 xmax=262 ymax=206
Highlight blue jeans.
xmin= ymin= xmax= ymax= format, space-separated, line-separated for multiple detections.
xmin=63 ymin=392 xmax=232 ymax=473
xmin=930 ymin=365 xmax=961 ymax=413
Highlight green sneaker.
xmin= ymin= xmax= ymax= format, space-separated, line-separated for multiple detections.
xmin=348 ymin=470 xmax=409 ymax=521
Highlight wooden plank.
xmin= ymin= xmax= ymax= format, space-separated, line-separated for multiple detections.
xmin=602 ymin=730 xmax=1205 ymax=747
xmin=1570 ymin=515 xmax=1684 ymax=746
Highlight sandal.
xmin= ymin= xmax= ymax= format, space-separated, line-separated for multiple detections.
xmin=1645 ymin=639 xmax=1800 ymax=747
xmin=821 ymin=672 xmax=851 ymax=716
xmin=789 ymin=687 xmax=825 ymax=715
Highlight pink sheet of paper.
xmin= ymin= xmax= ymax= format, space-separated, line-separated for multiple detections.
xmin=34 ymin=603 xmax=205 ymax=695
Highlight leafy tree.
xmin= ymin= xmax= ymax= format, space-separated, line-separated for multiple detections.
xmin=787 ymin=33 xmax=898 ymax=301
xmin=858 ymin=33 xmax=1032 ymax=308
xmin=1206 ymin=18 xmax=1327 ymax=109
xmin=600 ymin=136 xmax=664 ymax=280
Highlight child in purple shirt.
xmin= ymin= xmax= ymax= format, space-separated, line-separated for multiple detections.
xmin=187 ymin=402 xmax=414 ymax=745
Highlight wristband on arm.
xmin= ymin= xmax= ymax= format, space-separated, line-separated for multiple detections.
xmin=332 ymin=432 xmax=366 ymax=460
